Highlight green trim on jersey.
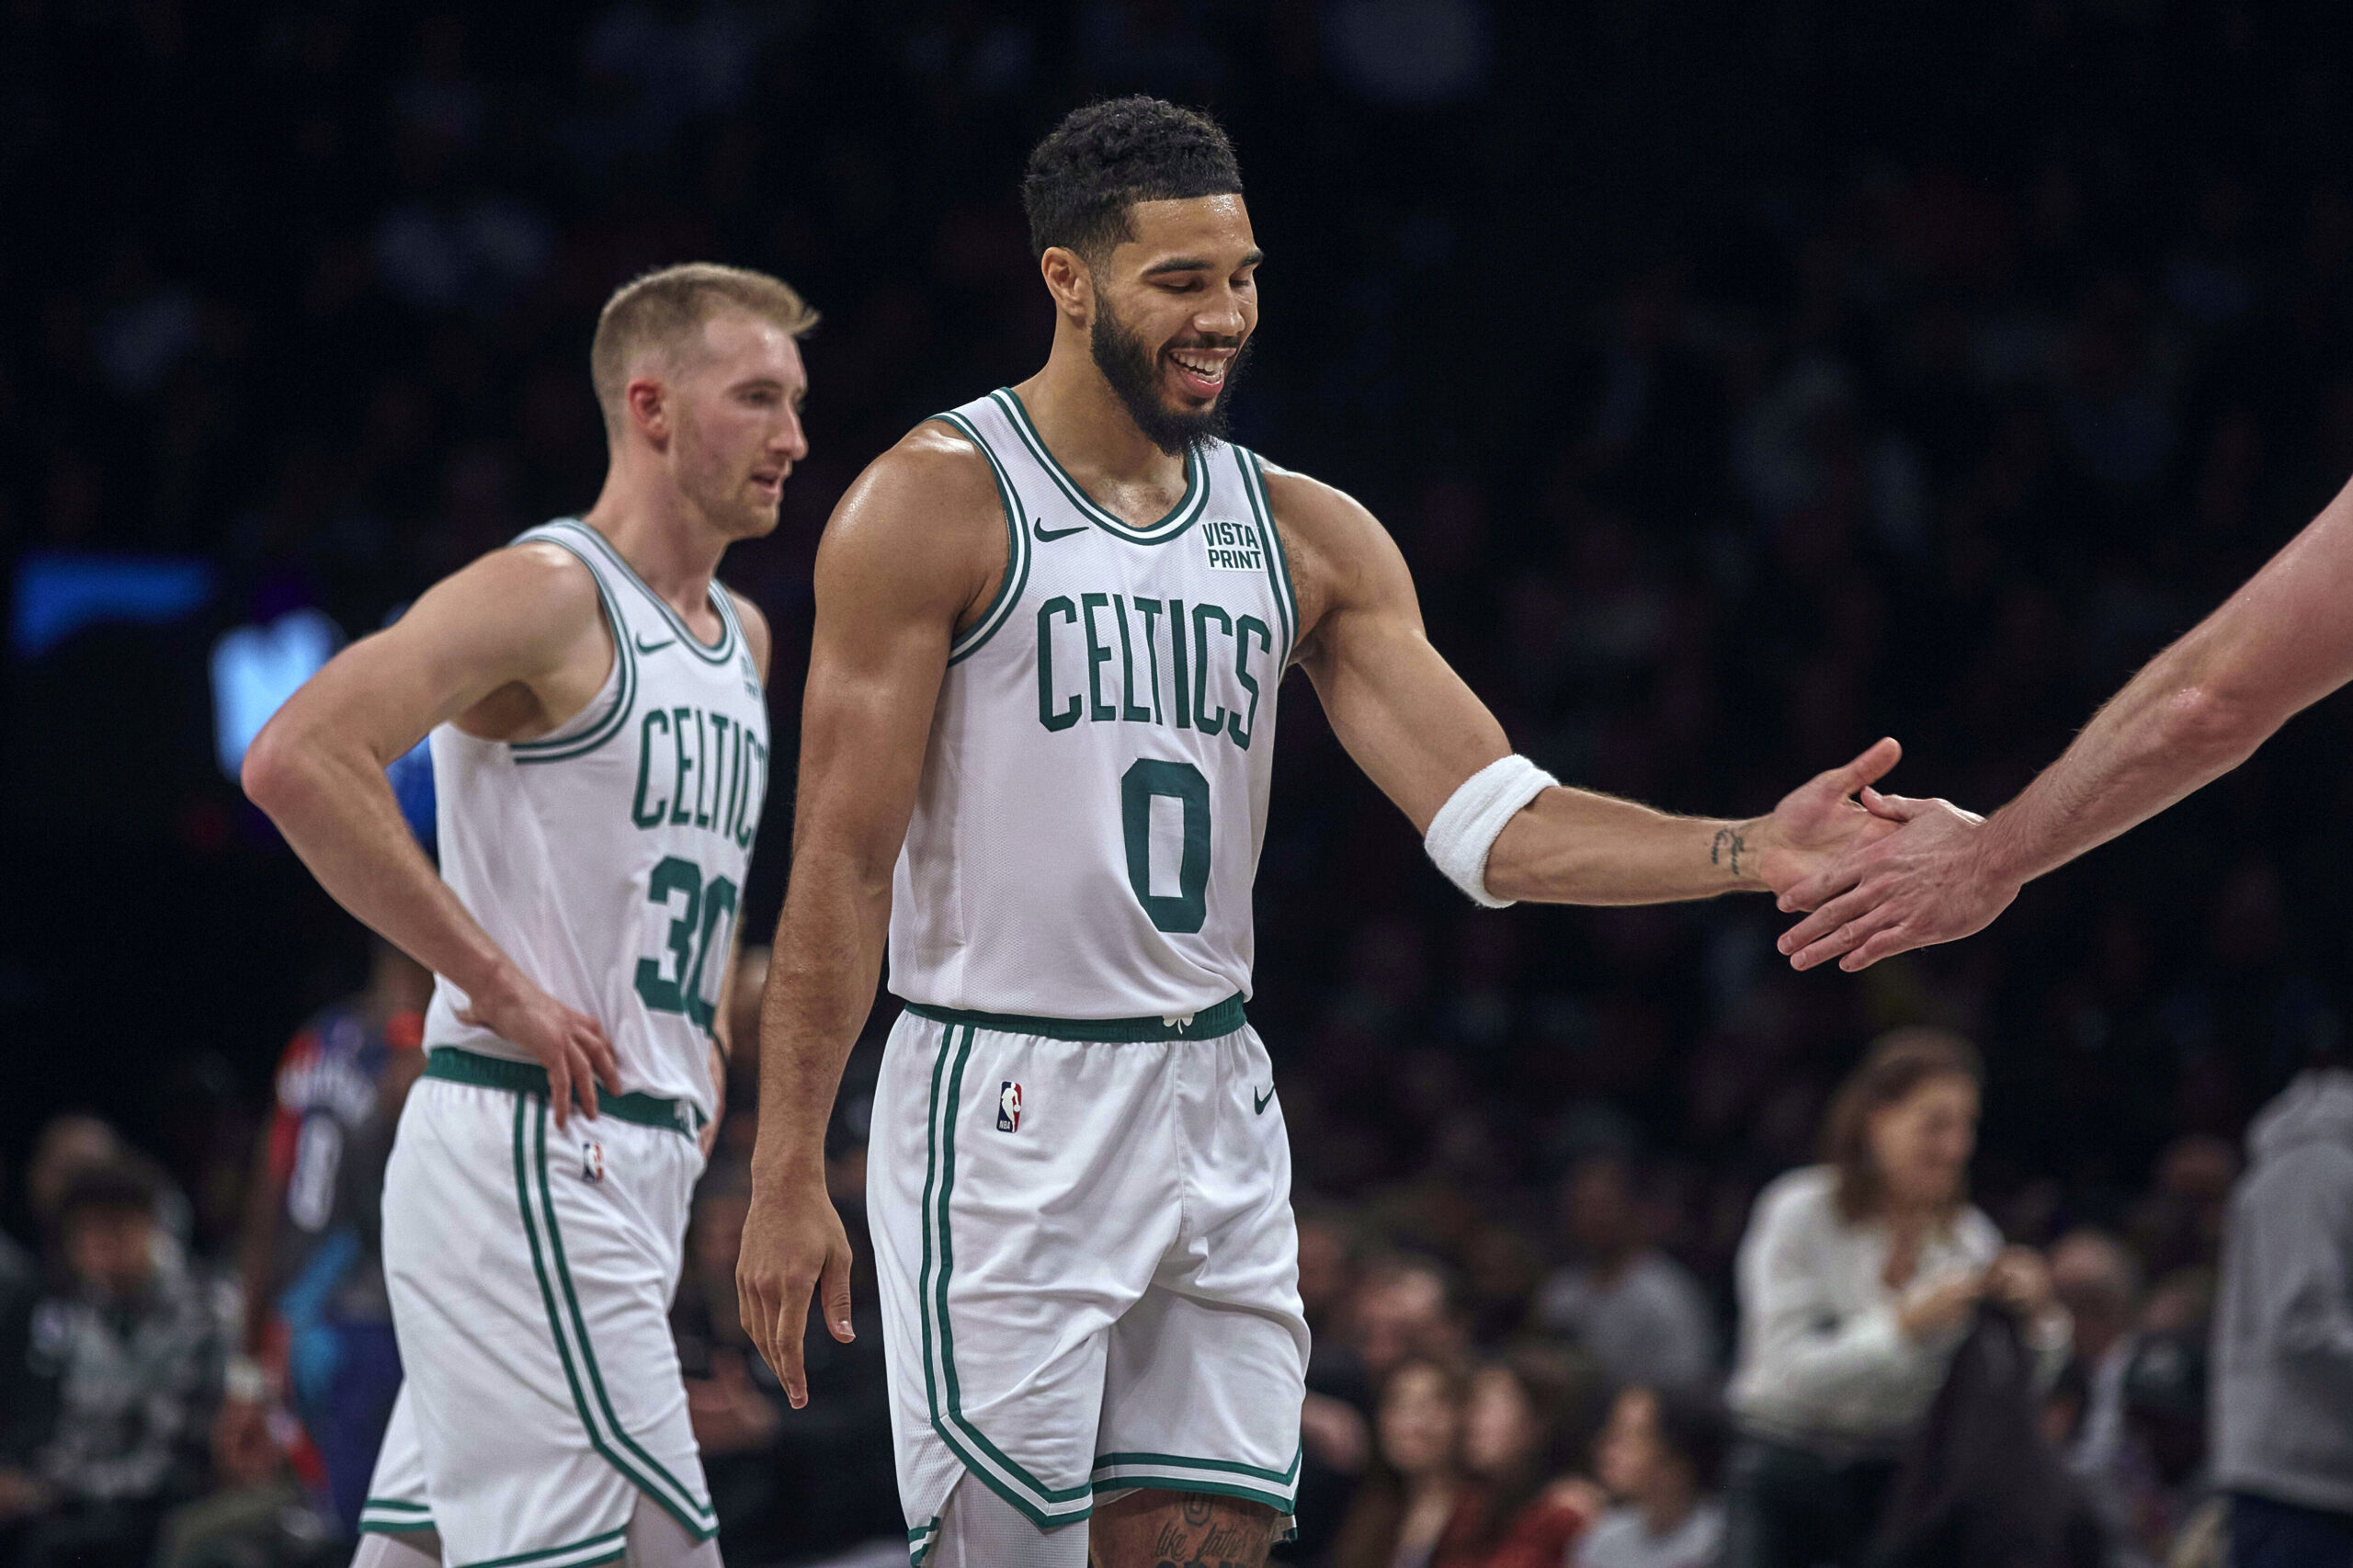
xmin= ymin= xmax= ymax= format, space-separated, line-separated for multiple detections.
xmin=357 ymin=1497 xmax=437 ymax=1536
xmin=1089 ymin=1444 xmax=1303 ymax=1513
xmin=457 ymin=1527 xmax=631 ymax=1568
xmin=508 ymin=528 xmax=639 ymax=765
xmin=511 ymin=1099 xmax=719 ymax=1540
xmin=930 ymin=411 xmax=1033 ymax=665
xmin=544 ymin=518 xmax=738 ymax=665
xmin=426 ymin=1048 xmax=702 ymax=1136
xmin=900 ymin=992 xmax=1246 ymax=1042
xmin=989 ymin=389 xmax=1211 ymax=545
xmin=1233 ymin=449 xmax=1301 ymax=662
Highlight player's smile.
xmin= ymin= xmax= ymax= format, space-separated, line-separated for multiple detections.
xmin=1165 ymin=342 xmax=1235 ymax=403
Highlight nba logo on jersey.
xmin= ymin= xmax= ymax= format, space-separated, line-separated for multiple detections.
xmin=581 ymin=1142 xmax=605 ymax=1183
xmin=996 ymin=1082 xmax=1022 ymax=1132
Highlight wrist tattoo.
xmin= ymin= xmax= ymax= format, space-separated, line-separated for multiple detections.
xmin=1711 ymin=826 xmax=1747 ymax=877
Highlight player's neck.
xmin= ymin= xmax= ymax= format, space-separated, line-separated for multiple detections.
xmin=578 ymin=472 xmax=729 ymax=619
xmin=1016 ymin=346 xmax=1188 ymax=494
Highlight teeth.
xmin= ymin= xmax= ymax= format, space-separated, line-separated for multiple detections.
xmin=1171 ymin=352 xmax=1226 ymax=381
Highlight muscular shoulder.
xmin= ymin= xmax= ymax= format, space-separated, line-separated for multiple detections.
xmin=817 ymin=418 xmax=1006 ymax=622
xmin=413 ymin=539 xmax=608 ymax=670
xmin=1256 ymin=459 xmax=1416 ymax=651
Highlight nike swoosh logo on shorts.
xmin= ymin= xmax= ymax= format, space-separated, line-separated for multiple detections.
xmin=1032 ymin=520 xmax=1087 ymax=542
xmin=634 ymin=633 xmax=676 ymax=653
xmin=1254 ymin=1086 xmax=1275 ymax=1115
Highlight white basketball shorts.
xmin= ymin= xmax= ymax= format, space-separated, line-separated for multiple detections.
xmin=358 ymin=1050 xmax=716 ymax=1567
xmin=869 ymin=998 xmax=1309 ymax=1562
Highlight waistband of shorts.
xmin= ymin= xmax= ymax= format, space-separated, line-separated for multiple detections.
xmin=423 ymin=1047 xmax=704 ymax=1137
xmin=897 ymin=992 xmax=1246 ymax=1042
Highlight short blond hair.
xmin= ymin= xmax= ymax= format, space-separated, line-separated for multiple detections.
xmin=589 ymin=262 xmax=818 ymax=432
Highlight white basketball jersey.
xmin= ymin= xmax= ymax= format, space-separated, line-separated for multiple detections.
xmin=423 ymin=518 xmax=769 ymax=1119
xmin=889 ymin=389 xmax=1298 ymax=1020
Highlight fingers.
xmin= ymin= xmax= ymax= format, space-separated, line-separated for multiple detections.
xmin=822 ymin=1235 xmax=857 ymax=1345
xmin=568 ymin=1038 xmax=602 ymax=1123
xmin=1779 ymin=885 xmax=1879 ymax=953
xmin=774 ymin=1293 xmax=810 ymax=1409
xmin=1840 ymin=923 xmax=1924 ymax=971
xmin=1790 ymin=902 xmax=1905 ymax=971
xmin=1828 ymin=736 xmax=1901 ymax=797
xmin=545 ymin=1050 xmax=573 ymax=1131
xmin=573 ymin=1012 xmax=622 ymax=1094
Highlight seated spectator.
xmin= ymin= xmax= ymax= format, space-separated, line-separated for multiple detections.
xmin=1331 ymin=1357 xmax=1471 ymax=1568
xmin=1534 ymin=1148 xmax=1717 ymax=1395
xmin=0 ymin=1158 xmax=226 ymax=1568
xmin=1434 ymin=1345 xmax=1605 ymax=1568
xmin=1576 ymin=1385 xmax=1727 ymax=1568
xmin=2047 ymin=1228 xmax=2146 ymax=1553
xmin=1722 ymin=1030 xmax=2066 ymax=1568
xmin=1355 ymin=1254 xmax=1476 ymax=1387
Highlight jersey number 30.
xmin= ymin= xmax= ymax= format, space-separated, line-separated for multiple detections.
xmin=635 ymin=855 xmax=738 ymax=1030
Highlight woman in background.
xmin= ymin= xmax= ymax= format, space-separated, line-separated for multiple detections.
xmin=1432 ymin=1346 xmax=1603 ymax=1568
xmin=1331 ymin=1357 xmax=1471 ymax=1568
xmin=1575 ymin=1384 xmax=1727 ymax=1568
xmin=1721 ymin=1029 xmax=2068 ymax=1568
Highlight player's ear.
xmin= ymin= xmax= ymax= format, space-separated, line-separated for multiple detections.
xmin=625 ymin=375 xmax=671 ymax=447
xmin=1039 ymin=246 xmax=1093 ymax=326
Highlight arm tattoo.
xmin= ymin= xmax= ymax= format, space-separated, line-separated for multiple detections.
xmin=1711 ymin=825 xmax=1747 ymax=877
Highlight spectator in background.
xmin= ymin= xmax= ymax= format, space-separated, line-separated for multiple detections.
xmin=2210 ymin=1047 xmax=2353 ymax=1568
xmin=1722 ymin=1030 xmax=2066 ymax=1568
xmin=0 ymin=1159 xmax=225 ymax=1568
xmin=1330 ymin=1357 xmax=1470 ymax=1568
xmin=1433 ymin=1346 xmax=1604 ymax=1568
xmin=2048 ymin=1228 xmax=2147 ymax=1557
xmin=213 ymin=937 xmax=431 ymax=1536
xmin=1577 ymin=1384 xmax=1728 ymax=1568
xmin=1534 ymin=1148 xmax=1717 ymax=1396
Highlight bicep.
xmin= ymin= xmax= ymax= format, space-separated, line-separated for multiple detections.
xmin=1302 ymin=530 xmax=1509 ymax=831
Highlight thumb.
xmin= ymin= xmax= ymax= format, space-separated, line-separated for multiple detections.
xmin=1831 ymin=736 xmax=1901 ymax=796
xmin=823 ymin=1238 xmax=856 ymax=1344
xmin=1859 ymin=788 xmax=1930 ymax=821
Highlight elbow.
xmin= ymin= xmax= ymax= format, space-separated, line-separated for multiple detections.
xmin=239 ymin=720 xmax=307 ymax=821
xmin=2157 ymin=683 xmax=2276 ymax=774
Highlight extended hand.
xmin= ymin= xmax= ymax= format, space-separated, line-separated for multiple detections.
xmin=456 ymin=969 xmax=620 ymax=1129
xmin=1749 ymin=737 xmax=1905 ymax=895
xmin=736 ymin=1177 xmax=856 ymax=1409
xmin=1776 ymin=792 xmax=2015 ymax=971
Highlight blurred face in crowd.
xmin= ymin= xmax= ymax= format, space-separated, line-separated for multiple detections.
xmin=1867 ymin=1072 xmax=1979 ymax=1212
xmin=29 ymin=1115 xmax=123 ymax=1224
xmin=65 ymin=1204 xmax=159 ymax=1301
xmin=1563 ymin=1155 xmax=1641 ymax=1263
xmin=1597 ymin=1387 xmax=1687 ymax=1507
xmin=1295 ymin=1216 xmax=1356 ymax=1325
xmin=1353 ymin=1266 xmax=1450 ymax=1381
xmin=2050 ymin=1231 xmax=2138 ymax=1362
xmin=1377 ymin=1361 xmax=1463 ymax=1482
xmin=633 ymin=310 xmax=808 ymax=542
xmin=1081 ymin=195 xmax=1259 ymax=456
xmin=1461 ymin=1365 xmax=1540 ymax=1480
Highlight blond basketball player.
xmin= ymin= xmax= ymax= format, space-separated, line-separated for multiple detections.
xmin=734 ymin=100 xmax=1902 ymax=1568
xmin=244 ymin=264 xmax=807 ymax=1568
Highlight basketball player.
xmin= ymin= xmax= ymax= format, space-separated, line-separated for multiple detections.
xmin=1777 ymin=466 xmax=2353 ymax=972
xmin=243 ymin=263 xmax=809 ymax=1568
xmin=734 ymin=99 xmax=1900 ymax=1568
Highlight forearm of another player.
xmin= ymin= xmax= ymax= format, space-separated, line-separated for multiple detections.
xmin=748 ymin=848 xmax=890 ymax=1188
xmin=1484 ymin=788 xmax=1765 ymax=905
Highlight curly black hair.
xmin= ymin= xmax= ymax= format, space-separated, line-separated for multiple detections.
xmin=1022 ymin=97 xmax=1243 ymax=263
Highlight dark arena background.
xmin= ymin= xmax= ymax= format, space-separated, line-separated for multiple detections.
xmin=6 ymin=4 xmax=2353 ymax=1566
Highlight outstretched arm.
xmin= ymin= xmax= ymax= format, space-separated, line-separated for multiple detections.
xmin=242 ymin=545 xmax=621 ymax=1125
xmin=1779 ymin=470 xmax=2353 ymax=971
xmin=1271 ymin=466 xmax=1899 ymax=904
xmin=736 ymin=426 xmax=999 ymax=1408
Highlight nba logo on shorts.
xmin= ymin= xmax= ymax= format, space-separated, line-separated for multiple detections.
xmin=581 ymin=1142 xmax=605 ymax=1183
xmin=996 ymin=1081 xmax=1022 ymax=1132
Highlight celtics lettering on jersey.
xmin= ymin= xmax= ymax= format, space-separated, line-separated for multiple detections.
xmin=887 ymin=389 xmax=1300 ymax=1020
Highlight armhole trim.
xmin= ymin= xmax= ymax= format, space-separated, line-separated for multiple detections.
xmin=934 ymin=413 xmax=1032 ymax=666
xmin=509 ymin=532 xmax=638 ymax=765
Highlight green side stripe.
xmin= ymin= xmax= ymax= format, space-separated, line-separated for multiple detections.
xmin=1089 ymin=1473 xmax=1298 ymax=1513
xmin=457 ymin=1526 xmax=630 ymax=1568
xmin=988 ymin=389 xmax=1209 ymax=545
xmin=512 ymin=1101 xmax=714 ymax=1541
xmin=358 ymin=1520 xmax=438 ymax=1535
xmin=1091 ymin=1444 xmax=1303 ymax=1484
xmin=363 ymin=1499 xmax=430 ymax=1512
xmin=509 ymin=529 xmax=637 ymax=763
xmin=544 ymin=518 xmax=736 ymax=665
xmin=919 ymin=1025 xmax=1094 ymax=1526
xmin=933 ymin=413 xmax=1032 ymax=665
xmin=1235 ymin=449 xmax=1300 ymax=662
xmin=531 ymin=1109 xmax=716 ymax=1533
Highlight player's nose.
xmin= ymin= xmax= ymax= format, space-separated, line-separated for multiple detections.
xmin=772 ymin=408 xmax=809 ymax=462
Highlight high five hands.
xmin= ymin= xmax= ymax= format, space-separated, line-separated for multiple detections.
xmin=1774 ymin=783 xmax=2015 ymax=972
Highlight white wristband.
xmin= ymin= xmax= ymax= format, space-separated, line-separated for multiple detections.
xmin=1424 ymin=755 xmax=1558 ymax=907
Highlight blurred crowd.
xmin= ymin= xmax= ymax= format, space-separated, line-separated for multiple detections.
xmin=9 ymin=0 xmax=2353 ymax=1564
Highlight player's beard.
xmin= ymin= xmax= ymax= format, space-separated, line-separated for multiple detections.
xmin=1090 ymin=291 xmax=1253 ymax=458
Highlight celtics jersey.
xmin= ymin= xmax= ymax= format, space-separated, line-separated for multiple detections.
xmin=889 ymin=389 xmax=1298 ymax=1021
xmin=422 ymin=518 xmax=769 ymax=1121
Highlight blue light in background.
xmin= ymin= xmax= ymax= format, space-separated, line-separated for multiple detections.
xmin=210 ymin=608 xmax=344 ymax=778
xmin=12 ymin=551 xmax=215 ymax=658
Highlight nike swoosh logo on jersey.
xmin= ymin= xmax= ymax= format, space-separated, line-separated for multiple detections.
xmin=1254 ymin=1086 xmax=1275 ymax=1115
xmin=634 ymin=633 xmax=676 ymax=653
xmin=1031 ymin=520 xmax=1088 ymax=542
